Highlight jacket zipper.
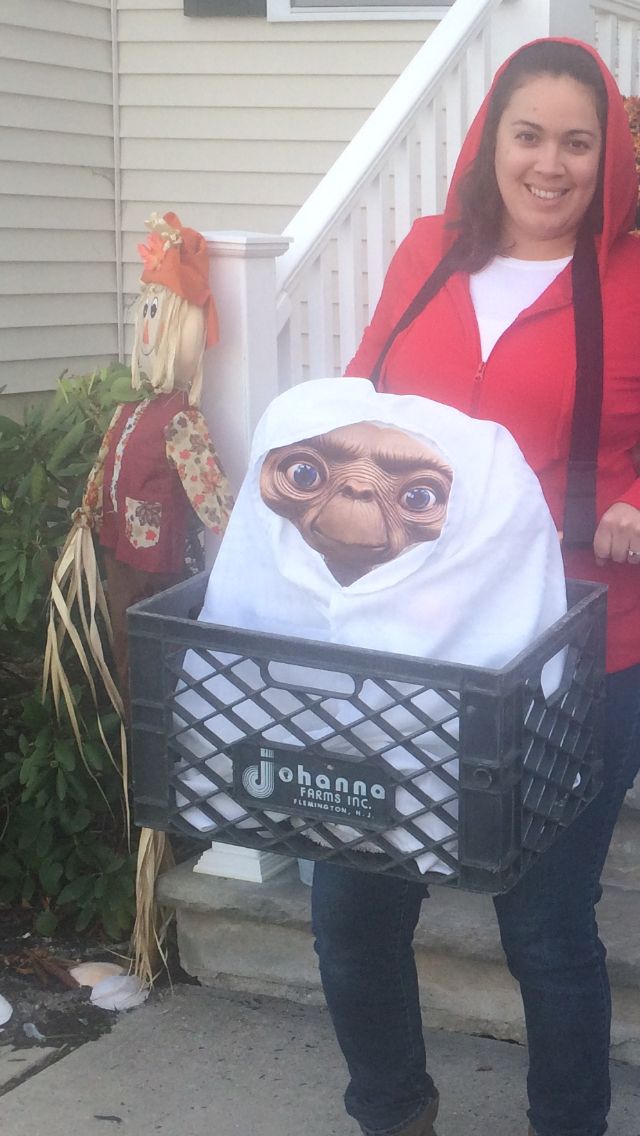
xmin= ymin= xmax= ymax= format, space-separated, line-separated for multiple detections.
xmin=470 ymin=360 xmax=487 ymax=415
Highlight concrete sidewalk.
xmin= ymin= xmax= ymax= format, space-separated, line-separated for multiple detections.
xmin=2 ymin=984 xmax=640 ymax=1136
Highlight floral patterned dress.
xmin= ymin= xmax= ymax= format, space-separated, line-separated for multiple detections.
xmin=84 ymin=391 xmax=233 ymax=575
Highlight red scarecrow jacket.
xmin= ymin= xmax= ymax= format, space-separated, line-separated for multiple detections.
xmin=92 ymin=392 xmax=232 ymax=575
xmin=347 ymin=39 xmax=640 ymax=674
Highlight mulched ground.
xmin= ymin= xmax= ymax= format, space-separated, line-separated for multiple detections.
xmin=1 ymin=844 xmax=202 ymax=1055
xmin=0 ymin=906 xmax=125 ymax=1051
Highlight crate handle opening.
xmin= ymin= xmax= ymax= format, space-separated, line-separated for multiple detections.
xmin=266 ymin=661 xmax=357 ymax=698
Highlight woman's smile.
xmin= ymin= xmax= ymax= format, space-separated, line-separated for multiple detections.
xmin=526 ymin=184 xmax=569 ymax=200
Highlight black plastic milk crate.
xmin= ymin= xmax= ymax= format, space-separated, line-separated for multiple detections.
xmin=128 ymin=573 xmax=607 ymax=894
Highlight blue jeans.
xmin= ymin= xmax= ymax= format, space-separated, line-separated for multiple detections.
xmin=311 ymin=666 xmax=640 ymax=1136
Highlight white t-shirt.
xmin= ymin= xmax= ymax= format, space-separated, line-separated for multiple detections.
xmin=470 ymin=254 xmax=572 ymax=361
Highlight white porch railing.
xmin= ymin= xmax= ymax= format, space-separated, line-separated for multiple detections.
xmin=203 ymin=0 xmax=640 ymax=492
xmin=595 ymin=0 xmax=640 ymax=93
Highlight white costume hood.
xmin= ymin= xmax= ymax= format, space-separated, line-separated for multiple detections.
xmin=200 ymin=377 xmax=566 ymax=676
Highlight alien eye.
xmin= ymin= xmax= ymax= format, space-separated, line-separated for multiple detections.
xmin=285 ymin=461 xmax=322 ymax=490
xmin=401 ymin=486 xmax=437 ymax=511
xmin=150 ymin=298 xmax=159 ymax=319
xmin=142 ymin=301 xmax=149 ymax=318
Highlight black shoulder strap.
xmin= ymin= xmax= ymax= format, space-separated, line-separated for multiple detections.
xmin=562 ymin=231 xmax=603 ymax=547
xmin=369 ymin=241 xmax=462 ymax=389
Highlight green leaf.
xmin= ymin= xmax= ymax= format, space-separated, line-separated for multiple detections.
xmin=22 ymin=699 xmax=50 ymax=732
xmin=64 ymin=766 xmax=90 ymax=804
xmin=3 ymin=584 xmax=19 ymax=620
xmin=18 ymin=825 xmax=41 ymax=851
xmin=22 ymin=875 xmax=36 ymax=903
xmin=30 ymin=462 xmax=48 ymax=503
xmin=0 ymin=879 xmax=20 ymax=905
xmin=0 ymin=766 xmax=19 ymax=791
xmin=105 ymin=853 xmax=126 ymax=874
xmin=37 ymin=826 xmax=54 ymax=859
xmin=75 ymin=900 xmax=97 ymax=933
xmin=39 ymin=859 xmax=64 ymax=896
xmin=19 ymin=755 xmax=35 ymax=785
xmin=67 ymin=806 xmax=92 ymax=832
xmin=0 ymin=559 xmax=20 ymax=586
xmin=0 ymin=853 xmax=23 ymax=880
xmin=74 ymin=842 xmax=101 ymax=869
xmin=15 ymin=571 xmax=39 ymax=624
xmin=47 ymin=419 xmax=88 ymax=472
xmin=56 ymin=766 xmax=67 ymax=801
xmin=83 ymin=741 xmax=106 ymax=771
xmin=102 ymin=910 xmax=130 ymax=940
xmin=107 ymin=374 xmax=141 ymax=403
xmin=0 ymin=547 xmax=20 ymax=563
xmin=54 ymin=739 xmax=76 ymax=773
xmin=0 ymin=415 xmax=22 ymax=438
xmin=57 ymin=876 xmax=93 ymax=906
xmin=35 ymin=909 xmax=58 ymax=937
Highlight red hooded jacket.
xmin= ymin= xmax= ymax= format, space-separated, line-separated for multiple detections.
xmin=346 ymin=39 xmax=640 ymax=674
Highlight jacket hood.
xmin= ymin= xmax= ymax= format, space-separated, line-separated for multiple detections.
xmin=444 ymin=38 xmax=638 ymax=268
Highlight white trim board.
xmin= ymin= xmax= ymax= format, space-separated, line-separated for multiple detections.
xmin=267 ymin=2 xmax=452 ymax=20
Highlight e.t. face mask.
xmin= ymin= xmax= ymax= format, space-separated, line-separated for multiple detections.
xmin=260 ymin=421 xmax=453 ymax=586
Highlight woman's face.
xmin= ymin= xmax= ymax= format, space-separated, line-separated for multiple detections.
xmin=494 ymin=73 xmax=602 ymax=259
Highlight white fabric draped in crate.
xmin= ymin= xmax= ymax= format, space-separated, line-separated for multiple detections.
xmin=175 ymin=378 xmax=567 ymax=873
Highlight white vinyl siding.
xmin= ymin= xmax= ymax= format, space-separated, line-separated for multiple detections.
xmin=2 ymin=0 xmax=431 ymax=397
xmin=0 ymin=0 xmax=117 ymax=396
xmin=117 ymin=1 xmax=432 ymax=355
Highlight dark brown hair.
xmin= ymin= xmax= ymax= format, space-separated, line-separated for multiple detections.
xmin=451 ymin=41 xmax=608 ymax=272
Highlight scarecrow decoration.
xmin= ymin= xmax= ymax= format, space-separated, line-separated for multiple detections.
xmin=44 ymin=212 xmax=233 ymax=981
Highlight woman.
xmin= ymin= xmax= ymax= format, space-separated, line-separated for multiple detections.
xmin=312 ymin=38 xmax=640 ymax=1136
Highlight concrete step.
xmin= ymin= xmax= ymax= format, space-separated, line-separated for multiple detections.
xmin=158 ymin=809 xmax=640 ymax=1065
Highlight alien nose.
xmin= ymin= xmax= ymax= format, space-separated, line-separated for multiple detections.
xmin=142 ymin=320 xmax=149 ymax=345
xmin=341 ymin=484 xmax=374 ymax=502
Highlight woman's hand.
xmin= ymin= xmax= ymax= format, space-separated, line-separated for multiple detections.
xmin=593 ymin=502 xmax=640 ymax=566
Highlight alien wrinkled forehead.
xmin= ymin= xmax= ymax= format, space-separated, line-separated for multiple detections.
xmin=262 ymin=420 xmax=451 ymax=483
xmin=259 ymin=420 xmax=454 ymax=586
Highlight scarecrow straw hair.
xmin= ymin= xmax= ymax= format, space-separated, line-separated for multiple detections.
xmin=131 ymin=284 xmax=205 ymax=407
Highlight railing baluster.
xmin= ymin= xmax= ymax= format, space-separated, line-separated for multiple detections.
xmin=287 ymin=293 xmax=305 ymax=389
xmin=306 ymin=248 xmax=335 ymax=379
xmin=392 ymin=130 xmax=420 ymax=247
xmin=618 ymin=20 xmax=635 ymax=91
xmin=595 ymin=10 xmax=620 ymax=78
xmin=465 ymin=28 xmax=490 ymax=125
xmin=338 ymin=207 xmax=365 ymax=373
xmin=444 ymin=63 xmax=466 ymax=186
xmin=365 ymin=171 xmax=392 ymax=317
xmin=417 ymin=96 xmax=442 ymax=218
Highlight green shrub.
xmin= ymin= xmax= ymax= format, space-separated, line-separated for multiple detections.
xmin=0 ymin=365 xmax=142 ymax=939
